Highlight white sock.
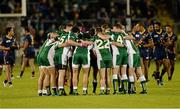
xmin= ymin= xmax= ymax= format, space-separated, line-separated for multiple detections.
xmin=42 ymin=89 xmax=47 ymax=94
xmin=122 ymin=74 xmax=128 ymax=80
xmin=52 ymin=86 xmax=57 ymax=89
xmin=112 ymin=74 xmax=118 ymax=79
xmin=100 ymin=87 xmax=105 ymax=90
xmin=73 ymin=86 xmax=77 ymax=90
xmin=83 ymin=87 xmax=87 ymax=91
xmin=129 ymin=76 xmax=135 ymax=82
xmin=107 ymin=87 xmax=110 ymax=91
xmin=139 ymin=76 xmax=146 ymax=82
xmin=58 ymin=86 xmax=64 ymax=89
xmin=38 ymin=90 xmax=42 ymax=93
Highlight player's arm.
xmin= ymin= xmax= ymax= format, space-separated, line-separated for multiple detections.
xmin=123 ymin=34 xmax=135 ymax=40
xmin=82 ymin=40 xmax=94 ymax=46
xmin=67 ymin=39 xmax=83 ymax=47
xmin=143 ymin=38 xmax=154 ymax=48
xmin=11 ymin=39 xmax=19 ymax=50
xmin=162 ymin=37 xmax=170 ymax=46
xmin=22 ymin=40 xmax=29 ymax=51
xmin=0 ymin=39 xmax=10 ymax=51
xmin=58 ymin=41 xmax=69 ymax=48
xmin=111 ymin=41 xmax=125 ymax=47
xmin=173 ymin=37 xmax=178 ymax=54
xmin=0 ymin=45 xmax=10 ymax=51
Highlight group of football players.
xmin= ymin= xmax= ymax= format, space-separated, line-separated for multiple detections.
xmin=36 ymin=21 xmax=177 ymax=96
xmin=0 ymin=21 xmax=177 ymax=96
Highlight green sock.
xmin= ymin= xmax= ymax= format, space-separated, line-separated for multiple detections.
xmin=122 ymin=80 xmax=128 ymax=91
xmin=141 ymin=81 xmax=147 ymax=91
xmin=113 ymin=79 xmax=118 ymax=92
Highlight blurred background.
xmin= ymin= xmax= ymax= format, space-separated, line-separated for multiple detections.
xmin=0 ymin=0 xmax=180 ymax=54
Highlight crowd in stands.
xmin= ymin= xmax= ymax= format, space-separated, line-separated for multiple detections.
xmin=22 ymin=0 xmax=159 ymax=48
xmin=0 ymin=0 xmax=22 ymax=13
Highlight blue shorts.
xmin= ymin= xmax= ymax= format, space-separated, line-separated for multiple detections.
xmin=4 ymin=55 xmax=15 ymax=66
xmin=24 ymin=47 xmax=35 ymax=58
xmin=0 ymin=56 xmax=4 ymax=65
xmin=168 ymin=52 xmax=176 ymax=61
xmin=154 ymin=47 xmax=168 ymax=60
xmin=90 ymin=50 xmax=98 ymax=68
xmin=139 ymin=48 xmax=152 ymax=60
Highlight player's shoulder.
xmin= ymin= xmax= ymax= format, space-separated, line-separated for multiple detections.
xmin=172 ymin=34 xmax=178 ymax=40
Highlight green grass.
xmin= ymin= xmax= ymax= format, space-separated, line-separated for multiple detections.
xmin=0 ymin=61 xmax=180 ymax=108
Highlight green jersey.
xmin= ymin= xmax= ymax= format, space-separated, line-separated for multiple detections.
xmin=71 ymin=33 xmax=93 ymax=68
xmin=94 ymin=35 xmax=112 ymax=69
xmin=37 ymin=39 xmax=56 ymax=66
xmin=54 ymin=30 xmax=71 ymax=67
xmin=55 ymin=31 xmax=70 ymax=54
xmin=111 ymin=32 xmax=127 ymax=52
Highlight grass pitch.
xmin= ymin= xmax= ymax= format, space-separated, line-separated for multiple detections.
xmin=0 ymin=61 xmax=180 ymax=108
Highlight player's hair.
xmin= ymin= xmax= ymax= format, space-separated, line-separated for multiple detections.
xmin=83 ymin=32 xmax=91 ymax=39
xmin=137 ymin=22 xmax=144 ymax=27
xmin=89 ymin=28 xmax=96 ymax=36
xmin=71 ymin=26 xmax=80 ymax=33
xmin=5 ymin=27 xmax=13 ymax=34
xmin=101 ymin=24 xmax=109 ymax=30
xmin=113 ymin=23 xmax=123 ymax=29
xmin=154 ymin=22 xmax=161 ymax=27
xmin=166 ymin=24 xmax=173 ymax=28
xmin=66 ymin=21 xmax=74 ymax=27
xmin=96 ymin=27 xmax=102 ymax=33
xmin=76 ymin=22 xmax=84 ymax=27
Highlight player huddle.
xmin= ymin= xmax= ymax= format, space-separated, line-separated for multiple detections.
xmin=37 ymin=21 xmax=177 ymax=96
xmin=0 ymin=21 xmax=177 ymax=96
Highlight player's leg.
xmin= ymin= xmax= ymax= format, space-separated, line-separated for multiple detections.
xmin=0 ymin=65 xmax=2 ymax=76
xmin=29 ymin=58 xmax=35 ymax=78
xmin=105 ymin=68 xmax=111 ymax=95
xmin=128 ymin=54 xmax=136 ymax=94
xmin=81 ymin=53 xmax=91 ymax=95
xmin=3 ymin=64 xmax=12 ymax=87
xmin=18 ymin=56 xmax=28 ymax=78
xmin=140 ymin=58 xmax=145 ymax=74
xmin=82 ymin=67 xmax=90 ymax=95
xmin=90 ymin=50 xmax=98 ymax=94
xmin=152 ymin=49 xmax=163 ymax=83
xmin=159 ymin=53 xmax=170 ymax=85
xmin=3 ymin=56 xmax=14 ymax=87
xmin=143 ymin=59 xmax=150 ymax=81
xmin=38 ymin=66 xmax=45 ymax=96
xmin=112 ymin=53 xmax=120 ymax=94
xmin=47 ymin=66 xmax=57 ymax=96
xmin=58 ymin=68 xmax=67 ymax=96
xmin=92 ymin=66 xmax=98 ymax=94
xmin=99 ymin=68 xmax=106 ymax=95
xmin=112 ymin=67 xmax=119 ymax=94
xmin=42 ymin=67 xmax=51 ymax=96
xmin=135 ymin=54 xmax=147 ymax=94
xmin=72 ymin=67 xmax=79 ymax=95
xmin=0 ymin=56 xmax=4 ymax=76
xmin=67 ymin=56 xmax=73 ymax=94
xmin=136 ymin=67 xmax=147 ymax=94
xmin=168 ymin=53 xmax=176 ymax=80
xmin=55 ymin=53 xmax=68 ymax=96
xmin=163 ymin=58 xmax=171 ymax=80
xmin=120 ymin=65 xmax=128 ymax=94
xmin=169 ymin=58 xmax=175 ymax=80
xmin=120 ymin=53 xmax=128 ymax=94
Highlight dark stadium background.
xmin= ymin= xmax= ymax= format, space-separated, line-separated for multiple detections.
xmin=0 ymin=0 xmax=180 ymax=54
